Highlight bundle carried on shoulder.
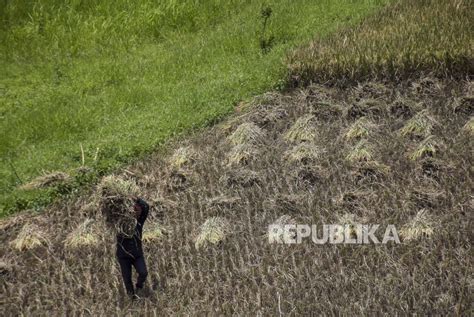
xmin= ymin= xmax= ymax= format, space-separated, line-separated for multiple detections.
xmin=97 ymin=175 xmax=139 ymax=237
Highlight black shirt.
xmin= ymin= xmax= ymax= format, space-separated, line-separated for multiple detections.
xmin=116 ymin=198 xmax=149 ymax=258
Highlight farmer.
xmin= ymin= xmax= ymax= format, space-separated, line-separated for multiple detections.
xmin=116 ymin=197 xmax=150 ymax=300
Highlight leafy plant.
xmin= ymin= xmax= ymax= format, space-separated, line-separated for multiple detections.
xmin=259 ymin=6 xmax=275 ymax=54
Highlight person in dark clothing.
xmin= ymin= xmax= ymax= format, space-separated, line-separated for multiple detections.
xmin=116 ymin=197 xmax=150 ymax=299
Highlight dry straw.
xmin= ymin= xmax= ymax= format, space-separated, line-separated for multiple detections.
xmin=346 ymin=139 xmax=374 ymax=162
xmin=0 ymin=213 xmax=31 ymax=232
xmin=226 ymin=143 xmax=259 ymax=166
xmin=399 ymin=209 xmax=434 ymax=241
xmin=265 ymin=215 xmax=296 ymax=241
xmin=452 ymin=96 xmax=473 ymax=115
xmin=194 ymin=217 xmax=231 ymax=249
xmin=344 ymin=117 xmax=377 ymax=140
xmin=0 ymin=259 xmax=11 ymax=275
xmin=411 ymin=77 xmax=444 ymax=95
xmin=462 ymin=117 xmax=474 ymax=135
xmin=399 ymin=109 xmax=437 ymax=138
xmin=142 ymin=222 xmax=167 ymax=243
xmin=263 ymin=194 xmax=306 ymax=214
xmin=220 ymin=168 xmax=261 ymax=188
xmin=284 ymin=115 xmax=317 ymax=143
xmin=335 ymin=213 xmax=366 ymax=240
xmin=351 ymin=160 xmax=391 ymax=181
xmin=227 ymin=122 xmax=265 ymax=146
xmin=411 ymin=186 xmax=445 ymax=208
xmin=409 ymin=135 xmax=442 ymax=161
xmin=347 ymin=99 xmax=385 ymax=119
xmin=352 ymin=82 xmax=389 ymax=99
xmin=206 ymin=195 xmax=241 ymax=209
xmin=311 ymin=101 xmax=344 ymax=120
xmin=20 ymin=171 xmax=70 ymax=190
xmin=333 ymin=190 xmax=373 ymax=208
xmin=390 ymin=96 xmax=423 ymax=118
xmin=257 ymin=107 xmax=288 ymax=126
xmin=64 ymin=218 xmax=101 ymax=249
xmin=97 ymin=175 xmax=139 ymax=237
xmin=168 ymin=146 xmax=197 ymax=169
xmin=284 ymin=142 xmax=324 ymax=164
xmin=166 ymin=168 xmax=192 ymax=192
xmin=10 ymin=223 xmax=48 ymax=251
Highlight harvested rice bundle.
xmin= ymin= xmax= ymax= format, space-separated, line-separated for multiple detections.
xmin=64 ymin=219 xmax=101 ymax=249
xmin=284 ymin=115 xmax=317 ymax=143
xmin=399 ymin=109 xmax=437 ymax=138
xmin=344 ymin=117 xmax=377 ymax=140
xmin=227 ymin=122 xmax=265 ymax=146
xmin=462 ymin=117 xmax=474 ymax=135
xmin=97 ymin=175 xmax=139 ymax=237
xmin=346 ymin=139 xmax=374 ymax=162
xmin=226 ymin=143 xmax=259 ymax=166
xmin=399 ymin=210 xmax=435 ymax=241
xmin=142 ymin=222 xmax=167 ymax=243
xmin=408 ymin=135 xmax=443 ymax=161
xmin=169 ymin=146 xmax=197 ymax=169
xmin=10 ymin=223 xmax=47 ymax=251
xmin=284 ymin=142 xmax=324 ymax=164
xmin=20 ymin=171 xmax=70 ymax=190
xmin=194 ymin=217 xmax=231 ymax=249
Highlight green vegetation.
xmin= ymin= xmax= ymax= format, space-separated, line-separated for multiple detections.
xmin=0 ymin=0 xmax=389 ymax=216
xmin=288 ymin=0 xmax=473 ymax=84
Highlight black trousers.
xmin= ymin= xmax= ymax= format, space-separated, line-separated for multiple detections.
xmin=117 ymin=255 xmax=148 ymax=295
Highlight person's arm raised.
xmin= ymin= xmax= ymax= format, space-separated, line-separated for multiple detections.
xmin=136 ymin=198 xmax=150 ymax=224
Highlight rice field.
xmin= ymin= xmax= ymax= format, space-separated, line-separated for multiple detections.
xmin=288 ymin=0 xmax=473 ymax=85
xmin=1 ymin=0 xmax=473 ymax=315
xmin=1 ymin=76 xmax=472 ymax=314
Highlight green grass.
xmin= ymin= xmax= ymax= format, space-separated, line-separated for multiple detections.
xmin=0 ymin=0 xmax=389 ymax=216
xmin=288 ymin=0 xmax=473 ymax=85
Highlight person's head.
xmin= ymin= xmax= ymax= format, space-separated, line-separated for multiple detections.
xmin=133 ymin=198 xmax=142 ymax=219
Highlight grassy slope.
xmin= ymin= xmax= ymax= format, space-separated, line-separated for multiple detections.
xmin=0 ymin=0 xmax=389 ymax=216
